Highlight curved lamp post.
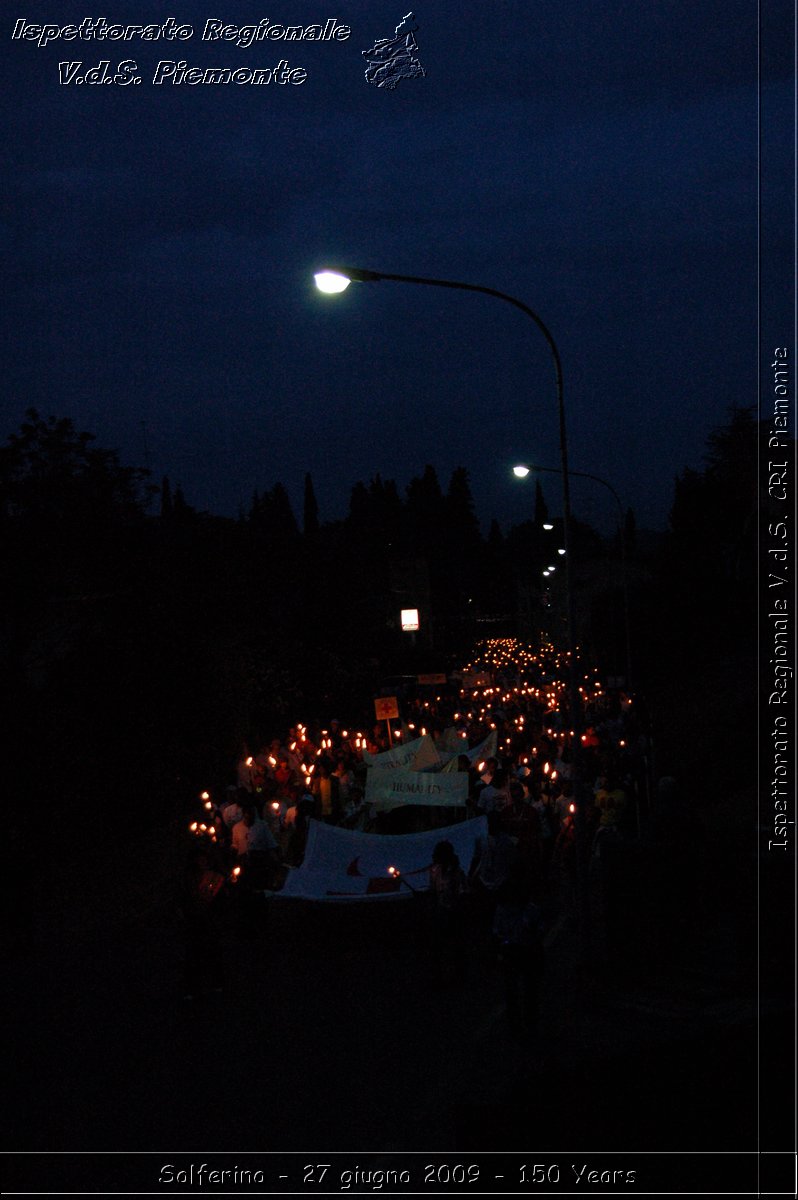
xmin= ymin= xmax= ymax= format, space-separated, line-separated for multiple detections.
xmin=314 ymin=265 xmax=591 ymax=955
xmin=314 ymin=266 xmax=580 ymax=719
xmin=514 ymin=462 xmax=633 ymax=688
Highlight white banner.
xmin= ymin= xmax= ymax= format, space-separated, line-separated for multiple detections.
xmin=365 ymin=767 xmax=468 ymax=811
xmin=362 ymin=733 xmax=440 ymax=771
xmin=278 ymin=816 xmax=487 ymax=901
xmin=440 ymin=729 xmax=498 ymax=773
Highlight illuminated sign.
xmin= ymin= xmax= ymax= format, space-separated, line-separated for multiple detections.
xmin=401 ymin=608 xmax=420 ymax=631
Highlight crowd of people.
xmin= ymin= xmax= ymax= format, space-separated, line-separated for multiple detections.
xmin=180 ymin=638 xmax=657 ymax=1026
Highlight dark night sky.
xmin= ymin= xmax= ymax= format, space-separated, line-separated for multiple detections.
xmin=2 ymin=2 xmax=792 ymax=534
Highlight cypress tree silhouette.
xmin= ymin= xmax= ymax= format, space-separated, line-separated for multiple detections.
xmin=534 ymin=479 xmax=549 ymax=527
xmin=405 ymin=464 xmax=444 ymax=557
xmin=160 ymin=476 xmax=173 ymax=520
xmin=303 ymin=472 xmax=319 ymax=539
xmin=446 ymin=467 xmax=481 ymax=551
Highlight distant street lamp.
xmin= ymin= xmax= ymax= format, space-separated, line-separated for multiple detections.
xmin=314 ymin=264 xmax=591 ymax=954
xmin=513 ymin=461 xmax=632 ymax=687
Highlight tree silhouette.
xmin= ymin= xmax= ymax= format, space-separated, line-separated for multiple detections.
xmin=670 ymin=405 xmax=758 ymax=584
xmin=623 ymin=506 xmax=636 ymax=555
xmin=372 ymin=475 xmax=406 ymax=549
xmin=0 ymin=408 xmax=150 ymax=526
xmin=250 ymin=482 xmax=299 ymax=546
xmin=160 ymin=476 xmax=173 ymax=521
xmin=406 ymin=464 xmax=445 ymax=557
xmin=446 ymin=467 xmax=481 ymax=551
xmin=303 ymin=472 xmax=320 ymax=539
xmin=534 ymin=479 xmax=549 ymax=527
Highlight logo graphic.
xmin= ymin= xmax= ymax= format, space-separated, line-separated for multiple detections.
xmin=362 ymin=11 xmax=425 ymax=90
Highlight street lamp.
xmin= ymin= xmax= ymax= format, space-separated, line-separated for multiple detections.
xmin=513 ymin=461 xmax=632 ymax=687
xmin=314 ymin=264 xmax=591 ymax=953
xmin=313 ymin=265 xmax=579 ymax=689
xmin=314 ymin=270 xmax=352 ymax=294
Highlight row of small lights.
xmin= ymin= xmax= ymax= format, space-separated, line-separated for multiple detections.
xmin=191 ymin=785 xmax=412 ymax=889
xmin=190 ymin=638 xmax=624 ymax=865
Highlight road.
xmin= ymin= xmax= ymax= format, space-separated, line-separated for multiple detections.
xmin=7 ymin=823 xmax=760 ymax=1156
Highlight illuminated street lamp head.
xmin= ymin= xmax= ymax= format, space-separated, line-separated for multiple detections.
xmin=314 ymin=265 xmax=382 ymax=293
xmin=558 ymin=548 xmax=566 ymax=555
xmin=314 ymin=270 xmax=351 ymax=294
xmin=543 ymin=523 xmax=554 ymax=531
xmin=512 ymin=464 xmax=530 ymax=478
